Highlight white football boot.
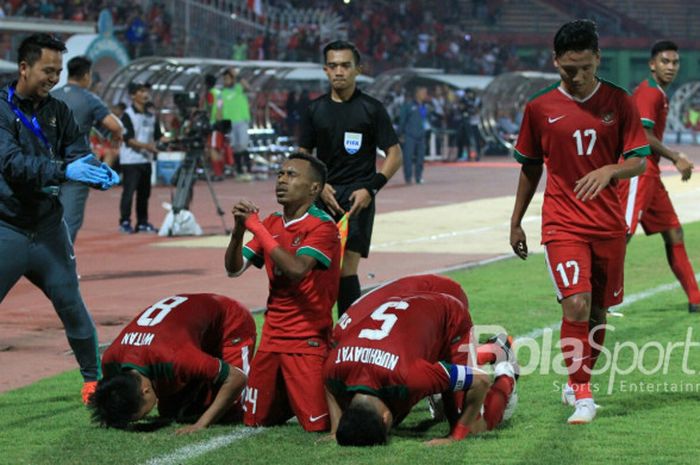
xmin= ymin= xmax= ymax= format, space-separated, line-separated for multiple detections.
xmin=561 ymin=382 xmax=576 ymax=406
xmin=567 ymin=398 xmax=596 ymax=424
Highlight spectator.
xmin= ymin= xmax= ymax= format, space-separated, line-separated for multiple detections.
xmin=399 ymin=86 xmax=430 ymax=184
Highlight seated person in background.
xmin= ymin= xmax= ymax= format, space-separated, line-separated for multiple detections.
xmin=89 ymin=293 xmax=256 ymax=435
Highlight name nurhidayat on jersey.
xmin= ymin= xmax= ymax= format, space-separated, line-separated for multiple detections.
xmin=334 ymin=346 xmax=399 ymax=371
xmin=120 ymin=332 xmax=155 ymax=346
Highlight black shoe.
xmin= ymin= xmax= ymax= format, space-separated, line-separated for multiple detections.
xmin=136 ymin=223 xmax=158 ymax=233
xmin=119 ymin=220 xmax=133 ymax=234
xmin=690 ymin=303 xmax=699 ymax=313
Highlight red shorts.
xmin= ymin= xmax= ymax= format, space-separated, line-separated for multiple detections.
xmin=243 ymin=351 xmax=329 ymax=432
xmin=208 ymin=131 xmax=225 ymax=149
xmin=618 ymin=175 xmax=681 ymax=235
xmin=544 ymin=237 xmax=626 ymax=308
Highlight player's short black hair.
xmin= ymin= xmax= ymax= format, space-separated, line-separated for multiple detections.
xmin=336 ymin=403 xmax=388 ymax=447
xmin=323 ymin=40 xmax=361 ymax=66
xmin=650 ymin=40 xmax=679 ymax=58
xmin=553 ymin=19 xmax=599 ymax=57
xmin=288 ymin=152 xmax=327 ymax=188
xmin=89 ymin=372 xmax=145 ymax=429
xmin=17 ymin=33 xmax=66 ymax=66
xmin=67 ymin=56 xmax=92 ymax=79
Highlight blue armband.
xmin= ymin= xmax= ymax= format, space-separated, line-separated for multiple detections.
xmin=446 ymin=363 xmax=473 ymax=392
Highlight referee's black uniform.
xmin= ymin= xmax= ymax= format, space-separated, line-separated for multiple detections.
xmin=300 ymin=88 xmax=398 ymax=253
xmin=299 ymin=87 xmax=399 ymax=312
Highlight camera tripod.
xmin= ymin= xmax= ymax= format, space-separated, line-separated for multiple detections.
xmin=171 ymin=146 xmax=229 ymax=235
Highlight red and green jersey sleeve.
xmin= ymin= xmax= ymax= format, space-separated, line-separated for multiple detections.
xmin=633 ymin=77 xmax=667 ymax=175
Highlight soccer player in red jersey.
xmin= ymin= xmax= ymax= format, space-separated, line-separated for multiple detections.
xmin=618 ymin=40 xmax=700 ymax=313
xmin=89 ymin=293 xmax=256 ymax=434
xmin=225 ymin=153 xmax=341 ymax=432
xmin=324 ymin=274 xmax=519 ymax=446
xmin=509 ymin=20 xmax=650 ymax=424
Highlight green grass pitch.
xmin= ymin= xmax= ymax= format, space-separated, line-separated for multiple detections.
xmin=1 ymin=222 xmax=699 ymax=465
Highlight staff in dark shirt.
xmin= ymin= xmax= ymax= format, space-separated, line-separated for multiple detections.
xmin=299 ymin=40 xmax=402 ymax=316
xmin=0 ymin=34 xmax=119 ymax=405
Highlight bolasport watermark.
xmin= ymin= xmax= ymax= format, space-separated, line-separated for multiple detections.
xmin=471 ymin=324 xmax=700 ymax=395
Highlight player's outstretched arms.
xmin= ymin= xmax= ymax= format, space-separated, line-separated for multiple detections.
xmin=175 ymin=365 xmax=247 ymax=435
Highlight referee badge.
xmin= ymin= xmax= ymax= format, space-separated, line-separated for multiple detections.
xmin=344 ymin=132 xmax=362 ymax=155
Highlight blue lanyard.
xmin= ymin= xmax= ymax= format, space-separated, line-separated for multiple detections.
xmin=7 ymin=86 xmax=53 ymax=157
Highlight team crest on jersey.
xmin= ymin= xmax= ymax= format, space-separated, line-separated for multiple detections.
xmin=292 ymin=235 xmax=302 ymax=247
xmin=344 ymin=132 xmax=362 ymax=155
xmin=601 ymin=111 xmax=616 ymax=125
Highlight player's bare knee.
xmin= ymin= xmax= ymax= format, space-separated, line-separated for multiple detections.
xmin=562 ymin=294 xmax=591 ymax=321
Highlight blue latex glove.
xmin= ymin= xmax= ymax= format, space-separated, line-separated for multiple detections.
xmin=65 ymin=154 xmax=110 ymax=186
xmin=98 ymin=162 xmax=121 ymax=190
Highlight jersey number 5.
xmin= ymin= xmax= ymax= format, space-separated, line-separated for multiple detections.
xmin=573 ymin=129 xmax=597 ymax=156
xmin=137 ymin=296 xmax=189 ymax=327
xmin=358 ymin=301 xmax=409 ymax=341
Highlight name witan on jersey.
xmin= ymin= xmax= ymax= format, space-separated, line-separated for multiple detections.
xmin=334 ymin=346 xmax=399 ymax=371
xmin=120 ymin=331 xmax=155 ymax=346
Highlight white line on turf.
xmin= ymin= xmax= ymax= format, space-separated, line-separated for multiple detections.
xmin=139 ymin=428 xmax=264 ymax=465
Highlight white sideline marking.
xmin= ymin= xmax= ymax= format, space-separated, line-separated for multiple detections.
xmin=514 ymin=273 xmax=700 ymax=343
xmin=139 ymin=428 xmax=263 ymax=465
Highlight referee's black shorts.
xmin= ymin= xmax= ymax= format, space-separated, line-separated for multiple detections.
xmin=317 ymin=182 xmax=375 ymax=258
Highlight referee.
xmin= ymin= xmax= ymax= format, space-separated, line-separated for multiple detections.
xmin=299 ymin=40 xmax=402 ymax=316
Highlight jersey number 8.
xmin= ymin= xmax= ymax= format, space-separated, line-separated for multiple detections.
xmin=137 ymin=296 xmax=189 ymax=327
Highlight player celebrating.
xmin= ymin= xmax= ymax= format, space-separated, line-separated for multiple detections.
xmin=225 ymin=153 xmax=340 ymax=432
xmin=324 ymin=274 xmax=519 ymax=446
xmin=89 ymin=293 xmax=256 ymax=434
xmin=618 ymin=40 xmax=700 ymax=313
xmin=509 ymin=20 xmax=650 ymax=424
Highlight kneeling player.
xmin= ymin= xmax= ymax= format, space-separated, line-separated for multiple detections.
xmin=89 ymin=293 xmax=256 ymax=434
xmin=324 ymin=274 xmax=518 ymax=446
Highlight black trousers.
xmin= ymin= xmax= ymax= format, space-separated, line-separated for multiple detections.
xmin=120 ymin=163 xmax=152 ymax=224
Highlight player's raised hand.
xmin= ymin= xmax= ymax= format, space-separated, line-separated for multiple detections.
xmin=675 ymin=152 xmax=694 ymax=181
xmin=574 ymin=165 xmax=614 ymax=202
xmin=231 ymin=200 xmax=259 ymax=228
xmin=321 ymin=183 xmax=344 ymax=216
xmin=348 ymin=188 xmax=372 ymax=217
xmin=510 ymin=225 xmax=528 ymax=260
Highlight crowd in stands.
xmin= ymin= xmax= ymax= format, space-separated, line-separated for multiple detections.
xmin=1 ymin=0 xmax=172 ymax=59
xmin=2 ymin=0 xmax=535 ymax=76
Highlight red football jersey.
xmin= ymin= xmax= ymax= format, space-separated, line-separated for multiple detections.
xmin=102 ymin=293 xmax=256 ymax=399
xmin=515 ymin=80 xmax=650 ymax=242
xmin=324 ymin=290 xmax=471 ymax=424
xmin=633 ymin=77 xmax=667 ymax=177
xmin=334 ymin=274 xmax=471 ymax=341
xmin=243 ymin=204 xmax=341 ymax=354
